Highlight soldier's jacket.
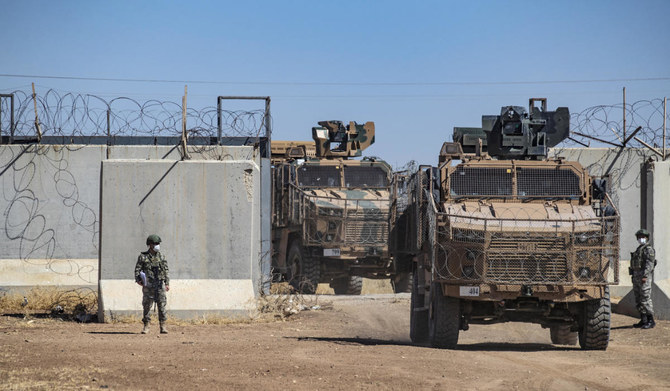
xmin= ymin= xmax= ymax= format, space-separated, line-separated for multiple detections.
xmin=135 ymin=251 xmax=170 ymax=287
xmin=631 ymin=243 xmax=656 ymax=278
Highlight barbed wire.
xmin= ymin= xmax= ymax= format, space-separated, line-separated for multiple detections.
xmin=2 ymin=89 xmax=665 ymax=147
xmin=549 ymin=99 xmax=668 ymax=208
xmin=563 ymin=98 xmax=668 ymax=148
xmin=0 ymin=89 xmax=271 ymax=139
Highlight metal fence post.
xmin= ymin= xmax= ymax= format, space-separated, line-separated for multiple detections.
xmin=32 ymin=83 xmax=42 ymax=142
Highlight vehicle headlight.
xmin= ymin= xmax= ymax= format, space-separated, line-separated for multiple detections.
xmin=462 ymin=265 xmax=475 ymax=278
xmin=578 ymin=267 xmax=590 ymax=279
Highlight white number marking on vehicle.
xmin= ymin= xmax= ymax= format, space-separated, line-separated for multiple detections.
xmin=324 ymin=248 xmax=341 ymax=257
xmin=460 ymin=286 xmax=480 ymax=297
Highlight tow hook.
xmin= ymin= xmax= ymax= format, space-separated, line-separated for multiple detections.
xmin=521 ymin=285 xmax=533 ymax=297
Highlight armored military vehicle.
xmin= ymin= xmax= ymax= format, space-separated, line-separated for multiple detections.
xmin=401 ymin=99 xmax=619 ymax=349
xmin=271 ymin=121 xmax=411 ymax=294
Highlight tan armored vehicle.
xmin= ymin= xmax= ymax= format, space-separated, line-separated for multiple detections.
xmin=271 ymin=121 xmax=411 ymax=294
xmin=402 ymin=99 xmax=619 ymax=349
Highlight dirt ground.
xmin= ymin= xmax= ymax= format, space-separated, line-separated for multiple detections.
xmin=2 ymin=292 xmax=670 ymax=391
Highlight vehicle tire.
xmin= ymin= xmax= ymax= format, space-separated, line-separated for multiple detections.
xmin=428 ymin=282 xmax=459 ymax=349
xmin=550 ymin=325 xmax=578 ymax=346
xmin=286 ymin=241 xmax=320 ymax=294
xmin=578 ymin=286 xmax=611 ymax=350
xmin=330 ymin=276 xmax=363 ymax=295
xmin=392 ymin=272 xmax=412 ymax=293
xmin=410 ymin=271 xmax=428 ymax=343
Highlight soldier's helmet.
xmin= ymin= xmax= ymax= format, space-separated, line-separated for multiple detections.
xmin=635 ymin=229 xmax=650 ymax=238
xmin=146 ymin=234 xmax=162 ymax=245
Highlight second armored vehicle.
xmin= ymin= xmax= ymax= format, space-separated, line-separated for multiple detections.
xmin=400 ymin=99 xmax=620 ymax=349
xmin=271 ymin=121 xmax=411 ymax=294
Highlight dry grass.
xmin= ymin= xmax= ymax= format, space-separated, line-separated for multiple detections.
xmin=0 ymin=278 xmax=391 ymax=325
xmin=0 ymin=287 xmax=97 ymax=320
xmin=258 ymin=282 xmax=328 ymax=321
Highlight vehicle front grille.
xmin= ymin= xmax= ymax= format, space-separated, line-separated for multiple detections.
xmin=486 ymin=233 xmax=568 ymax=283
xmin=486 ymin=253 xmax=569 ymax=283
xmin=345 ymin=221 xmax=388 ymax=244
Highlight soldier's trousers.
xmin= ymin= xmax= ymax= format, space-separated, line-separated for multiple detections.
xmin=142 ymin=284 xmax=167 ymax=323
xmin=632 ymin=274 xmax=654 ymax=316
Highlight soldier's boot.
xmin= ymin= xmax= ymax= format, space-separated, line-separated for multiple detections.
xmin=633 ymin=314 xmax=646 ymax=328
xmin=141 ymin=322 xmax=150 ymax=334
xmin=642 ymin=315 xmax=656 ymax=329
xmin=160 ymin=322 xmax=168 ymax=334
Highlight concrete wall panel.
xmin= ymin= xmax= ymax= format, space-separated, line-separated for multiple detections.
xmin=1 ymin=145 xmax=270 ymax=320
xmin=649 ymin=161 xmax=670 ymax=319
xmin=552 ymin=148 xmax=652 ymax=256
xmin=98 ymin=158 xmax=263 ymax=320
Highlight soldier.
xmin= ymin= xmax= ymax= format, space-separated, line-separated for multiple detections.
xmin=135 ymin=234 xmax=170 ymax=334
xmin=630 ymin=229 xmax=656 ymax=329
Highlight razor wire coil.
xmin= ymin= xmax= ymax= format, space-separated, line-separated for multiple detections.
xmin=0 ymin=89 xmax=270 ymax=139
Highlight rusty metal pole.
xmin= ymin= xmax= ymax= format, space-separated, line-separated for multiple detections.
xmin=181 ymin=85 xmax=189 ymax=160
xmin=0 ymin=93 xmax=16 ymax=144
xmin=217 ymin=96 xmax=222 ymax=144
xmin=264 ymin=97 xmax=271 ymax=158
xmin=663 ymin=97 xmax=667 ymax=161
xmin=10 ymin=94 xmax=14 ymax=144
xmin=32 ymin=83 xmax=42 ymax=142
xmin=106 ymin=108 xmax=111 ymax=139
xmin=623 ymin=87 xmax=627 ymax=143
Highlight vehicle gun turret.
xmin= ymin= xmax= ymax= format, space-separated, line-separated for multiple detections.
xmin=271 ymin=121 xmax=375 ymax=164
xmin=312 ymin=120 xmax=375 ymax=158
xmin=448 ymin=98 xmax=569 ymax=160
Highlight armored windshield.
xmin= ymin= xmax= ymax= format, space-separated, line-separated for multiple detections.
xmin=297 ymin=165 xmax=342 ymax=187
xmin=344 ymin=166 xmax=389 ymax=188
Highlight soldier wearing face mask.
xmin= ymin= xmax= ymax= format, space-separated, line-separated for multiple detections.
xmin=135 ymin=234 xmax=170 ymax=334
xmin=629 ymin=229 xmax=656 ymax=329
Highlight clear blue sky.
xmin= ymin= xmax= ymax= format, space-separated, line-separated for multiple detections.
xmin=1 ymin=0 xmax=669 ymax=166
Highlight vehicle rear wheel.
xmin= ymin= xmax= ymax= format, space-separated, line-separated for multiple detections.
xmin=392 ymin=272 xmax=412 ymax=293
xmin=428 ymin=282 xmax=459 ymax=349
xmin=330 ymin=276 xmax=363 ymax=295
xmin=550 ymin=325 xmax=578 ymax=345
xmin=410 ymin=271 xmax=428 ymax=343
xmin=578 ymin=286 xmax=611 ymax=350
xmin=286 ymin=241 xmax=320 ymax=294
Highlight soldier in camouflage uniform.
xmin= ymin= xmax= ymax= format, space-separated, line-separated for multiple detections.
xmin=630 ymin=229 xmax=656 ymax=329
xmin=135 ymin=234 xmax=170 ymax=334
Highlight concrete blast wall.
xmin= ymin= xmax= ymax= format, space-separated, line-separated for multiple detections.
xmin=0 ymin=145 xmax=271 ymax=320
xmin=98 ymin=159 xmax=265 ymax=320
xmin=552 ymin=148 xmax=669 ymax=319
xmin=0 ymin=145 xmax=103 ymax=289
xmin=623 ymin=160 xmax=670 ymax=319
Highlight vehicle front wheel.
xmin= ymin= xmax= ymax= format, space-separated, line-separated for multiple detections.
xmin=286 ymin=241 xmax=320 ymax=294
xmin=330 ymin=276 xmax=363 ymax=295
xmin=578 ymin=286 xmax=611 ymax=350
xmin=428 ymin=282 xmax=460 ymax=349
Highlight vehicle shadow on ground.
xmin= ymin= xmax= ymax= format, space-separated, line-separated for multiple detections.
xmin=454 ymin=342 xmax=579 ymax=352
xmin=289 ymin=336 xmax=577 ymax=352
xmin=291 ymin=336 xmax=414 ymax=347
xmin=88 ymin=331 xmax=136 ymax=335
